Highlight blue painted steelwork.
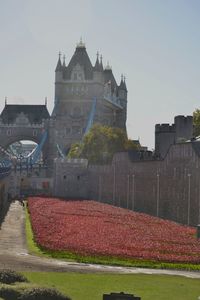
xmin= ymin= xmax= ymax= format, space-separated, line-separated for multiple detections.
xmin=103 ymin=95 xmax=123 ymax=109
xmin=84 ymin=97 xmax=97 ymax=136
xmin=0 ymin=159 xmax=12 ymax=179
xmin=27 ymin=130 xmax=47 ymax=165
xmin=56 ymin=144 xmax=65 ymax=158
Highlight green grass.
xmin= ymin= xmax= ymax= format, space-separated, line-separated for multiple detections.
xmin=25 ymin=207 xmax=200 ymax=271
xmin=23 ymin=272 xmax=200 ymax=300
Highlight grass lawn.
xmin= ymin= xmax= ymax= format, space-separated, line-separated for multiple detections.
xmin=23 ymin=272 xmax=200 ymax=300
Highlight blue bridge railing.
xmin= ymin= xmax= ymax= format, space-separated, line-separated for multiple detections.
xmin=0 ymin=159 xmax=12 ymax=179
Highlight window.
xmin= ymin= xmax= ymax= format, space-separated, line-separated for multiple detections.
xmin=33 ymin=130 xmax=37 ymax=137
xmin=72 ymin=126 xmax=81 ymax=134
xmin=73 ymin=73 xmax=77 ymax=80
xmin=66 ymin=128 xmax=71 ymax=135
xmin=73 ymin=107 xmax=81 ymax=117
xmin=7 ymin=129 xmax=11 ymax=136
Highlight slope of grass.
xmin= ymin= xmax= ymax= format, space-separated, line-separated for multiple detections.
xmin=23 ymin=272 xmax=200 ymax=300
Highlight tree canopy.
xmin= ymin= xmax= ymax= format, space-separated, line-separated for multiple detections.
xmin=193 ymin=109 xmax=200 ymax=137
xmin=68 ymin=124 xmax=139 ymax=164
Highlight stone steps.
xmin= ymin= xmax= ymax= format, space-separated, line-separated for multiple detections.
xmin=0 ymin=201 xmax=27 ymax=254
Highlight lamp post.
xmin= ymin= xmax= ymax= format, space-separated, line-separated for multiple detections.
xmin=199 ymin=181 xmax=200 ymax=224
xmin=112 ymin=164 xmax=116 ymax=205
xmin=132 ymin=174 xmax=135 ymax=210
xmin=127 ymin=174 xmax=130 ymax=209
xmin=156 ymin=173 xmax=160 ymax=217
xmin=98 ymin=175 xmax=102 ymax=202
xmin=187 ymin=173 xmax=191 ymax=226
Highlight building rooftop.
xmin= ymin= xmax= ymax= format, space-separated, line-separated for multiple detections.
xmin=0 ymin=104 xmax=50 ymax=124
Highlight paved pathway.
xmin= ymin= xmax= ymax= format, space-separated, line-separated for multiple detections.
xmin=0 ymin=201 xmax=27 ymax=255
xmin=0 ymin=201 xmax=200 ymax=278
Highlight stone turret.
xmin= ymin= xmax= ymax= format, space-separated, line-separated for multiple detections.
xmin=93 ymin=52 xmax=103 ymax=82
xmin=55 ymin=52 xmax=63 ymax=82
xmin=118 ymin=75 xmax=127 ymax=105
xmin=175 ymin=115 xmax=193 ymax=142
xmin=155 ymin=115 xmax=194 ymax=158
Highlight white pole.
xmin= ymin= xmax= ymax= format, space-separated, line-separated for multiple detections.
xmin=112 ymin=164 xmax=116 ymax=205
xmin=132 ymin=174 xmax=135 ymax=210
xmin=127 ymin=174 xmax=130 ymax=209
xmin=199 ymin=180 xmax=200 ymax=224
xmin=157 ymin=173 xmax=160 ymax=217
xmin=187 ymin=174 xmax=191 ymax=225
xmin=98 ymin=175 xmax=102 ymax=202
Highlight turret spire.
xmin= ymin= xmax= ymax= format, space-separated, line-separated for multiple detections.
xmin=94 ymin=51 xmax=101 ymax=71
xmin=99 ymin=54 xmax=103 ymax=71
xmin=63 ymin=54 xmax=66 ymax=67
xmin=119 ymin=74 xmax=127 ymax=91
xmin=55 ymin=51 xmax=62 ymax=71
xmin=105 ymin=61 xmax=112 ymax=70
xmin=76 ymin=37 xmax=86 ymax=48
xmin=123 ymin=75 xmax=127 ymax=91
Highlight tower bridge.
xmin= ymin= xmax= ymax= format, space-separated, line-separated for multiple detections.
xmin=0 ymin=104 xmax=50 ymax=164
xmin=0 ymin=40 xmax=127 ymax=177
xmin=1 ymin=40 xmax=200 ymax=227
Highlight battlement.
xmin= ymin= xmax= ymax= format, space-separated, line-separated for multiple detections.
xmin=175 ymin=115 xmax=193 ymax=122
xmin=155 ymin=123 xmax=175 ymax=133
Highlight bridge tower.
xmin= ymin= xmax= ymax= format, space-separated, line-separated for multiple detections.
xmin=51 ymin=39 xmax=128 ymax=156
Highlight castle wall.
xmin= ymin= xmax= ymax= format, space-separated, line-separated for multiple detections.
xmin=0 ymin=177 xmax=9 ymax=225
xmin=54 ymin=142 xmax=200 ymax=226
xmin=155 ymin=124 xmax=175 ymax=158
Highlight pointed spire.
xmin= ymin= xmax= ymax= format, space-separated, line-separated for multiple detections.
xmin=119 ymin=74 xmax=127 ymax=91
xmin=99 ymin=54 xmax=103 ymax=71
xmin=63 ymin=54 xmax=66 ymax=67
xmin=105 ymin=61 xmax=112 ymax=71
xmin=55 ymin=51 xmax=62 ymax=71
xmin=45 ymin=97 xmax=47 ymax=106
xmin=76 ymin=37 xmax=86 ymax=48
xmin=120 ymin=74 xmax=124 ymax=86
xmin=94 ymin=51 xmax=101 ymax=71
xmin=5 ymin=97 xmax=7 ymax=105
xmin=123 ymin=75 xmax=127 ymax=91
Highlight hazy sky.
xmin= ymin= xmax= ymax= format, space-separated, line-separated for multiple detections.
xmin=1 ymin=0 xmax=200 ymax=148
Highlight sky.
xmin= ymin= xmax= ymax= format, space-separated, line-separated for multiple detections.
xmin=0 ymin=0 xmax=200 ymax=149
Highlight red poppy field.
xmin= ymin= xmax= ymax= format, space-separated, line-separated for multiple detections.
xmin=28 ymin=197 xmax=200 ymax=264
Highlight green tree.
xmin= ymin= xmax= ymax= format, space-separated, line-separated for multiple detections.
xmin=193 ymin=109 xmax=200 ymax=137
xmin=68 ymin=124 xmax=139 ymax=163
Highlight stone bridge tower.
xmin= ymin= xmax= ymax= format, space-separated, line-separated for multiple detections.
xmin=0 ymin=103 xmax=50 ymax=162
xmin=0 ymin=40 xmax=128 ymax=165
xmin=50 ymin=40 xmax=128 ymax=156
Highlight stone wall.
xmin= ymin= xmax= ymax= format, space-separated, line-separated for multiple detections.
xmin=53 ymin=141 xmax=200 ymax=226
xmin=0 ymin=177 xmax=9 ymax=224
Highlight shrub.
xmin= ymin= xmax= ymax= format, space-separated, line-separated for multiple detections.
xmin=19 ymin=287 xmax=71 ymax=300
xmin=0 ymin=270 xmax=28 ymax=284
xmin=0 ymin=286 xmax=20 ymax=300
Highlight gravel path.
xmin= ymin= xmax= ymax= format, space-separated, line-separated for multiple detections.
xmin=0 ymin=201 xmax=200 ymax=278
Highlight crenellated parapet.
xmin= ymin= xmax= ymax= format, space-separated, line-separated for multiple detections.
xmin=155 ymin=123 xmax=175 ymax=133
xmin=155 ymin=115 xmax=194 ymax=159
